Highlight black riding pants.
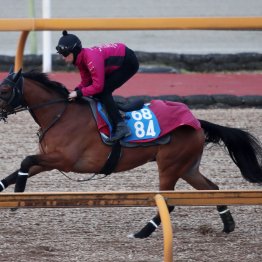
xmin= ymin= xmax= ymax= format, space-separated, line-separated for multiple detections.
xmin=94 ymin=47 xmax=139 ymax=130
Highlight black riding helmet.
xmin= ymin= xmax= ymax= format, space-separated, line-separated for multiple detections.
xmin=56 ymin=30 xmax=82 ymax=61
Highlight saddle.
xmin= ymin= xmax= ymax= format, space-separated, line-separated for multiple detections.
xmin=81 ymin=97 xmax=201 ymax=175
xmin=86 ymin=97 xmax=171 ymax=147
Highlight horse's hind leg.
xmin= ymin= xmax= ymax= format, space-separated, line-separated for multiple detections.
xmin=132 ymin=160 xmax=181 ymax=239
xmin=133 ymin=128 xmax=205 ymax=238
xmin=182 ymin=170 xmax=235 ymax=233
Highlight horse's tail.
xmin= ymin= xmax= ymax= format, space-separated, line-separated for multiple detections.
xmin=199 ymin=119 xmax=262 ymax=183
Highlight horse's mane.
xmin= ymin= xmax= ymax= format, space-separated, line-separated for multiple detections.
xmin=22 ymin=70 xmax=69 ymax=97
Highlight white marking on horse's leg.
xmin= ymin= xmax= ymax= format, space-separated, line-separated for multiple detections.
xmin=18 ymin=172 xmax=29 ymax=176
xmin=219 ymin=209 xmax=229 ymax=214
xmin=0 ymin=181 xmax=5 ymax=190
xmin=149 ymin=219 xmax=159 ymax=228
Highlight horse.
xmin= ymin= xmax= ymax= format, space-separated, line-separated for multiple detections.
xmin=0 ymin=68 xmax=261 ymax=239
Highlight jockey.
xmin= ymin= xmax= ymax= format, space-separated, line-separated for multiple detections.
xmin=56 ymin=30 xmax=139 ymax=142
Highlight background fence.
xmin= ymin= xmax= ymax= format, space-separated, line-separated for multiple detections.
xmin=0 ymin=17 xmax=262 ymax=71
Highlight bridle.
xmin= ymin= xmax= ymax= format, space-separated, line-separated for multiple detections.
xmin=0 ymin=70 xmax=25 ymax=121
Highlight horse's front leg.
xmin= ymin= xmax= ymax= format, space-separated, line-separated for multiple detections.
xmin=0 ymin=156 xmax=40 ymax=193
xmin=0 ymin=165 xmax=52 ymax=192
xmin=14 ymin=155 xmax=38 ymax=192
xmin=14 ymin=152 xmax=63 ymax=193
xmin=0 ymin=170 xmax=19 ymax=192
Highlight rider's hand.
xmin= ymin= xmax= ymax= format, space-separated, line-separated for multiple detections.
xmin=68 ymin=91 xmax=77 ymax=101
xmin=68 ymin=89 xmax=83 ymax=101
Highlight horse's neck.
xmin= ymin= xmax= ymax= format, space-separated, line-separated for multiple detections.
xmin=23 ymin=79 xmax=96 ymax=127
xmin=23 ymin=79 xmax=66 ymax=128
xmin=23 ymin=79 xmax=62 ymax=106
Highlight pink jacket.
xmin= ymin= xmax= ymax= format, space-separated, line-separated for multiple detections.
xmin=75 ymin=43 xmax=126 ymax=96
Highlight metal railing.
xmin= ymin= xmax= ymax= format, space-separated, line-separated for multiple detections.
xmin=0 ymin=17 xmax=262 ymax=71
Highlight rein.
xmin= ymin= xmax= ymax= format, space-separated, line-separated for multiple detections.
xmin=4 ymin=98 xmax=67 ymax=115
xmin=35 ymin=99 xmax=68 ymax=141
xmin=29 ymin=98 xmax=67 ymax=111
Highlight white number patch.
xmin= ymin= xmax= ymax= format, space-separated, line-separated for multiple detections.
xmin=128 ymin=108 xmax=159 ymax=140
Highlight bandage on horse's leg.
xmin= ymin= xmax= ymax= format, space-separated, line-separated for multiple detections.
xmin=6 ymin=153 xmax=64 ymax=193
xmin=133 ymin=206 xmax=174 ymax=238
xmin=183 ymin=170 xmax=235 ymax=233
xmin=0 ymin=170 xmax=19 ymax=191
xmin=14 ymin=155 xmax=38 ymax=192
xmin=217 ymin=205 xmax=235 ymax=233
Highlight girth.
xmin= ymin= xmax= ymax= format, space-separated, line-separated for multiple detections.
xmin=98 ymin=141 xmax=121 ymax=175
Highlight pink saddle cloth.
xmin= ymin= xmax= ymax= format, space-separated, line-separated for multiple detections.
xmin=97 ymin=100 xmax=201 ymax=142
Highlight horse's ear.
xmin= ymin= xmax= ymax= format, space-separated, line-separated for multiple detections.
xmin=13 ymin=68 xmax=22 ymax=82
xmin=9 ymin=65 xmax=14 ymax=74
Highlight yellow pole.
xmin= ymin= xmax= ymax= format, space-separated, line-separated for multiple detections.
xmin=1 ymin=17 xmax=262 ymax=31
xmin=33 ymin=17 xmax=262 ymax=30
xmin=15 ymin=31 xmax=30 ymax=72
xmin=155 ymin=194 xmax=173 ymax=262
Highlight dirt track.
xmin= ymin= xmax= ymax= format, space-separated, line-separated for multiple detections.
xmin=0 ymin=108 xmax=261 ymax=262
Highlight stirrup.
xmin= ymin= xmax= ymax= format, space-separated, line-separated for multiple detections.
xmin=110 ymin=124 xmax=131 ymax=142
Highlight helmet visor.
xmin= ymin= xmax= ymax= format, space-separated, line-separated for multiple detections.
xmin=56 ymin=45 xmax=71 ymax=57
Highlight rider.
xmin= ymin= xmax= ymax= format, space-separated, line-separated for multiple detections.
xmin=56 ymin=30 xmax=139 ymax=142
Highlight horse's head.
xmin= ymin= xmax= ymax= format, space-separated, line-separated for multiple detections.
xmin=0 ymin=67 xmax=24 ymax=121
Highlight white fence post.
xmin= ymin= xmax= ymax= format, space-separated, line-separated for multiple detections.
xmin=42 ymin=0 xmax=51 ymax=72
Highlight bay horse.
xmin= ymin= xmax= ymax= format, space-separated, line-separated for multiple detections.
xmin=0 ymin=69 xmax=261 ymax=239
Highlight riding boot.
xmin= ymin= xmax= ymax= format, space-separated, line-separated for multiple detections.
xmin=110 ymin=121 xmax=131 ymax=142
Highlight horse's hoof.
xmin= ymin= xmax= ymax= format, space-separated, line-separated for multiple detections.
xmin=223 ymin=221 xmax=235 ymax=233
xmin=219 ymin=210 xmax=235 ymax=234
xmin=132 ymin=232 xmax=148 ymax=239
xmin=132 ymin=221 xmax=158 ymax=238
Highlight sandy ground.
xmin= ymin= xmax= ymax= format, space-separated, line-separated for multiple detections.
xmin=0 ymin=108 xmax=261 ymax=262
